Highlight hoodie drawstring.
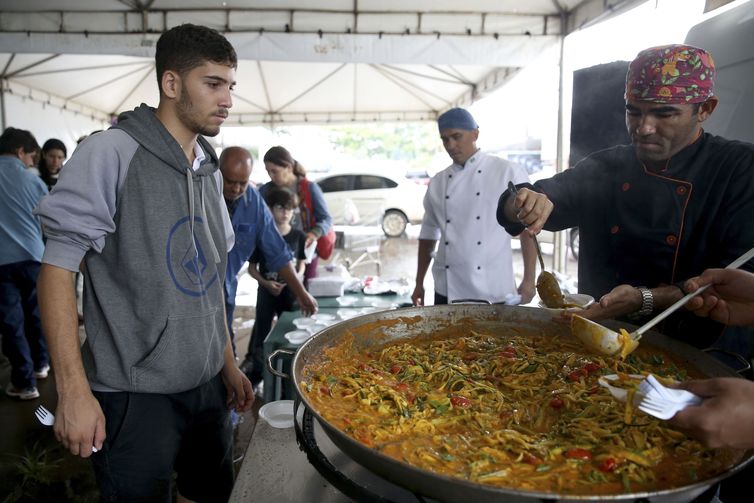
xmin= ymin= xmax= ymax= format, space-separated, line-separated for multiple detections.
xmin=185 ymin=168 xmax=221 ymax=265
xmin=200 ymin=177 xmax=221 ymax=264
xmin=186 ymin=167 xmax=197 ymax=258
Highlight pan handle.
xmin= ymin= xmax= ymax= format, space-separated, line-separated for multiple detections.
xmin=702 ymin=348 xmax=752 ymax=375
xmin=450 ymin=298 xmax=521 ymax=305
xmin=267 ymin=348 xmax=296 ymax=379
xmin=451 ymin=298 xmax=491 ymax=305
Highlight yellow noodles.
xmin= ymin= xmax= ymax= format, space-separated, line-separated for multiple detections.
xmin=301 ymin=327 xmax=740 ymax=495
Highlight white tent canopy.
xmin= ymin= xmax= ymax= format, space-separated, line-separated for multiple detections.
xmin=0 ymin=0 xmax=645 ymax=127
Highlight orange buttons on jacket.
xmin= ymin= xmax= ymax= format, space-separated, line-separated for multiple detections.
xmin=676 ymin=185 xmax=688 ymax=195
xmin=622 ymin=182 xmax=630 ymax=191
xmin=610 ymin=225 xmax=620 ymax=234
xmin=666 ymin=235 xmax=677 ymax=245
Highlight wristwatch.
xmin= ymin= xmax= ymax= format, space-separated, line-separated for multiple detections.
xmin=633 ymin=286 xmax=654 ymax=318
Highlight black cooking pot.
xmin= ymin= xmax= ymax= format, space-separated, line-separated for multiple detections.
xmin=269 ymin=304 xmax=754 ymax=502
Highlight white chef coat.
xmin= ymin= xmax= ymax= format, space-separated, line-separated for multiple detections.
xmin=419 ymin=151 xmax=530 ymax=303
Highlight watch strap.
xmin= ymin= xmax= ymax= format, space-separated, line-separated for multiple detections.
xmin=635 ymin=286 xmax=654 ymax=317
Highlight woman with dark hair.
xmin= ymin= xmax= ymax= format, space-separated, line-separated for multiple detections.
xmin=37 ymin=138 xmax=67 ymax=190
xmin=262 ymin=145 xmax=333 ymax=284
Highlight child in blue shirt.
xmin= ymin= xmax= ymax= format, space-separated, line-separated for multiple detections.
xmin=244 ymin=187 xmax=306 ymax=386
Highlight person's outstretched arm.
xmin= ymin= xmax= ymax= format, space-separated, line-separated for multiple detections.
xmin=38 ymin=263 xmax=105 ymax=457
xmin=576 ymin=284 xmax=682 ymax=321
xmin=277 ymin=263 xmax=317 ymax=316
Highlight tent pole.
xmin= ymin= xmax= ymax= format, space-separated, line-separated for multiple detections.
xmin=553 ymin=19 xmax=567 ymax=274
xmin=0 ymin=82 xmax=5 ymax=131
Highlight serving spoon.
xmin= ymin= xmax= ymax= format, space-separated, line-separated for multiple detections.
xmin=571 ymin=245 xmax=754 ymax=358
xmin=507 ymin=182 xmax=566 ymax=308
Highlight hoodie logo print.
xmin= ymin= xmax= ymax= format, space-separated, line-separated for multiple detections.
xmin=166 ymin=216 xmax=218 ymax=297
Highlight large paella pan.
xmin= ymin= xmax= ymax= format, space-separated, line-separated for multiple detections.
xmin=275 ymin=305 xmax=753 ymax=502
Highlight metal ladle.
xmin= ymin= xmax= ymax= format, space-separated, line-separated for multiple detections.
xmin=571 ymin=245 xmax=754 ymax=357
xmin=507 ymin=182 xmax=566 ymax=308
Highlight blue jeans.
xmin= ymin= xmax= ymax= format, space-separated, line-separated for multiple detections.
xmin=0 ymin=260 xmax=48 ymax=389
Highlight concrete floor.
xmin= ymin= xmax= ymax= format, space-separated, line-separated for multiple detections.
xmin=0 ymin=224 xmax=578 ymax=500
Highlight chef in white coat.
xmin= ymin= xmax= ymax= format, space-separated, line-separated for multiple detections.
xmin=412 ymin=108 xmax=537 ymax=306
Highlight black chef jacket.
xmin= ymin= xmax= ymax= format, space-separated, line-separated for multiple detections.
xmin=501 ymin=132 xmax=754 ymax=351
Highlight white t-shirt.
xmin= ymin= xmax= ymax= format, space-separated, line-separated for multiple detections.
xmin=419 ymin=150 xmax=529 ymax=303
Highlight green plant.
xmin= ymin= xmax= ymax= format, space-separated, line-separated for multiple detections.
xmin=0 ymin=440 xmax=98 ymax=503
xmin=2 ymin=440 xmax=60 ymax=502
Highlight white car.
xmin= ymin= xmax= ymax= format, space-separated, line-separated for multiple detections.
xmin=316 ymin=172 xmax=426 ymax=237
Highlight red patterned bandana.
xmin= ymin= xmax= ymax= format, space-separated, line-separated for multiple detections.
xmin=625 ymin=44 xmax=715 ymax=104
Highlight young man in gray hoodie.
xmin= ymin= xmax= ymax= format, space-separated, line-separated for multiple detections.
xmin=36 ymin=24 xmax=250 ymax=502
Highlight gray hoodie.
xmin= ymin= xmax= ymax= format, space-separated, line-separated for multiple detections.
xmin=36 ymin=104 xmax=234 ymax=394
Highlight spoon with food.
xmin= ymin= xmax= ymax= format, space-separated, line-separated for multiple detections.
xmin=507 ymin=182 xmax=567 ymax=308
xmin=571 ymin=245 xmax=754 ymax=358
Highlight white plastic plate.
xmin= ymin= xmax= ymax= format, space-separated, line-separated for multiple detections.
xmin=258 ymin=400 xmax=295 ymax=428
xmin=284 ymin=329 xmax=311 ymax=345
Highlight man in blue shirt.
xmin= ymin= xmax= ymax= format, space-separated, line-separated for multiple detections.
xmin=220 ymin=146 xmax=316 ymax=360
xmin=0 ymin=127 xmax=49 ymax=400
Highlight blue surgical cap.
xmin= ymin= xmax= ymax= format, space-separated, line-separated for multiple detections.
xmin=437 ymin=108 xmax=478 ymax=131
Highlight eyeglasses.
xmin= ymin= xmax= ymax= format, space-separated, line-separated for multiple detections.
xmin=272 ymin=204 xmax=295 ymax=212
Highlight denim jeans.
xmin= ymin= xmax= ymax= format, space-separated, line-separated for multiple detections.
xmin=0 ymin=260 xmax=48 ymax=389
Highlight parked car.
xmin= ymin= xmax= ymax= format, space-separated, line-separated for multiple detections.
xmin=316 ymin=172 xmax=426 ymax=237
xmin=405 ymin=169 xmax=431 ymax=185
xmin=569 ymin=227 xmax=579 ymax=260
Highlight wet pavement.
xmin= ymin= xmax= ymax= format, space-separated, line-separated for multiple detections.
xmin=0 ymin=224 xmax=577 ymax=500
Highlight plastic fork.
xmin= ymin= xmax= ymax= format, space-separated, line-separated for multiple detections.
xmin=638 ymin=396 xmax=695 ymax=420
xmin=34 ymin=405 xmax=98 ymax=452
xmin=636 ymin=375 xmax=702 ymax=420
xmin=34 ymin=405 xmax=55 ymax=425
xmin=643 ymin=374 xmax=702 ymax=404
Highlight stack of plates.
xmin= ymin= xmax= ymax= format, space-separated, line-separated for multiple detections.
xmin=336 ymin=295 xmax=357 ymax=306
xmin=312 ymin=312 xmax=337 ymax=323
xmin=369 ymin=298 xmax=398 ymax=309
xmin=292 ymin=317 xmax=317 ymax=330
xmin=306 ymin=323 xmax=329 ymax=334
xmin=337 ymin=308 xmax=361 ymax=320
